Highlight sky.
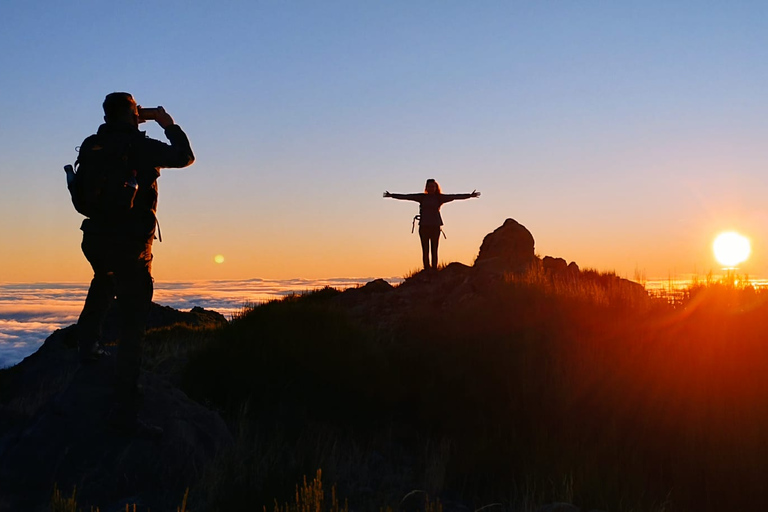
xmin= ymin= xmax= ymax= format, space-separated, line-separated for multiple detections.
xmin=2 ymin=1 xmax=768 ymax=284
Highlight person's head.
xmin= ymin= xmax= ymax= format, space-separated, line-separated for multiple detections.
xmin=103 ymin=92 xmax=139 ymax=126
xmin=424 ymin=179 xmax=441 ymax=194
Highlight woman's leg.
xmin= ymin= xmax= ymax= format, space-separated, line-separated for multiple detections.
xmin=419 ymin=228 xmax=431 ymax=270
xmin=430 ymin=229 xmax=440 ymax=269
xmin=420 ymin=226 xmax=441 ymax=269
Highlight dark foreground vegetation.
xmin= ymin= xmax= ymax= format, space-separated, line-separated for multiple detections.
xmin=5 ymin=266 xmax=768 ymax=511
xmin=175 ymin=269 xmax=768 ymax=511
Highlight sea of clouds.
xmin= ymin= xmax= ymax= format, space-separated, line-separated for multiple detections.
xmin=0 ymin=277 xmax=398 ymax=369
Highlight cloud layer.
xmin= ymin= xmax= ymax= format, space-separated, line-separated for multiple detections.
xmin=0 ymin=277 xmax=395 ymax=369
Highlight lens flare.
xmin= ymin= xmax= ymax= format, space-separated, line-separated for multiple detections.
xmin=713 ymin=232 xmax=750 ymax=268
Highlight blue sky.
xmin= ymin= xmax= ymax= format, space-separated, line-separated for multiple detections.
xmin=2 ymin=1 xmax=768 ymax=282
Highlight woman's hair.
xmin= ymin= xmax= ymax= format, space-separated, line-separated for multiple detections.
xmin=424 ymin=178 xmax=442 ymax=194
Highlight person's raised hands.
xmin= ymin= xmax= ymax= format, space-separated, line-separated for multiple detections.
xmin=154 ymin=106 xmax=175 ymax=129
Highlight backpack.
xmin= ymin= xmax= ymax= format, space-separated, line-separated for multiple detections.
xmin=66 ymin=134 xmax=138 ymax=218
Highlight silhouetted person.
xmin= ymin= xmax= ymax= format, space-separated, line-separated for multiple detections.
xmin=74 ymin=92 xmax=194 ymax=437
xmin=384 ymin=179 xmax=480 ymax=270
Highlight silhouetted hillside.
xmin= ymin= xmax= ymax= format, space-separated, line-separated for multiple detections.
xmin=3 ymin=220 xmax=768 ymax=512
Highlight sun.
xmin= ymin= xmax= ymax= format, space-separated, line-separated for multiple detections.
xmin=713 ymin=232 xmax=751 ymax=268
xmin=214 ymin=254 xmax=225 ymax=264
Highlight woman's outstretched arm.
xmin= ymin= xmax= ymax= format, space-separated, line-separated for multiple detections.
xmin=383 ymin=191 xmax=423 ymax=201
xmin=439 ymin=190 xmax=481 ymax=203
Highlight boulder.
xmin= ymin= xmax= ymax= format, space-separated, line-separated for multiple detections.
xmin=474 ymin=218 xmax=536 ymax=274
xmin=542 ymin=256 xmax=568 ymax=274
xmin=0 ymin=306 xmax=233 ymax=512
xmin=100 ymin=303 xmax=227 ymax=345
xmin=148 ymin=304 xmax=228 ymax=329
xmin=353 ymin=278 xmax=395 ymax=294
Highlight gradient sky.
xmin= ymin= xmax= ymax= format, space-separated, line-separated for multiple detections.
xmin=2 ymin=1 xmax=768 ymax=283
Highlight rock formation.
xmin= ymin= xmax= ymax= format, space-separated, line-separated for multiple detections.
xmin=542 ymin=255 xmax=568 ymax=274
xmin=474 ymin=218 xmax=536 ymax=274
xmin=0 ymin=304 xmax=232 ymax=512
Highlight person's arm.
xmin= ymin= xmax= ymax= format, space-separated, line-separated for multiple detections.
xmin=440 ymin=190 xmax=481 ymax=203
xmin=143 ymin=107 xmax=195 ymax=169
xmin=383 ymin=191 xmax=422 ymax=201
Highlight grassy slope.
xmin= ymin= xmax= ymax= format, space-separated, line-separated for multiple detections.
xmin=65 ymin=275 xmax=768 ymax=511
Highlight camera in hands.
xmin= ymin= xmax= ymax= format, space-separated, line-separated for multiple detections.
xmin=138 ymin=107 xmax=161 ymax=121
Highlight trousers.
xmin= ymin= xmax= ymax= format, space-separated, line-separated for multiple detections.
xmin=419 ymin=225 xmax=441 ymax=270
xmin=77 ymin=232 xmax=153 ymax=406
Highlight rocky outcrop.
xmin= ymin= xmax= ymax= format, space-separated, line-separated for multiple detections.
xmin=542 ymin=256 xmax=568 ymax=274
xmin=540 ymin=256 xmax=580 ymax=277
xmin=334 ymin=219 xmax=648 ymax=330
xmin=0 ymin=304 xmax=232 ymax=512
xmin=346 ymin=278 xmax=395 ymax=295
xmin=474 ymin=218 xmax=536 ymax=274
xmin=97 ymin=303 xmax=227 ymax=346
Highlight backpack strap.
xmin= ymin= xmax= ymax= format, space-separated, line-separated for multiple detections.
xmin=74 ymin=134 xmax=100 ymax=168
xmin=154 ymin=212 xmax=163 ymax=242
xmin=78 ymin=132 xmax=135 ymax=164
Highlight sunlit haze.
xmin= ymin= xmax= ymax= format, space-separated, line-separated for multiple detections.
xmin=2 ymin=2 xmax=768 ymax=283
